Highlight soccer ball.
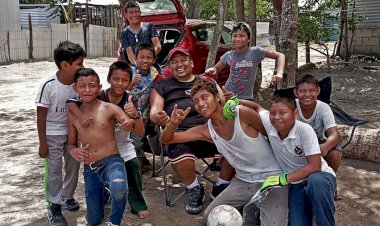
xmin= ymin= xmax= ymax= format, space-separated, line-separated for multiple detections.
xmin=207 ymin=204 xmax=243 ymax=226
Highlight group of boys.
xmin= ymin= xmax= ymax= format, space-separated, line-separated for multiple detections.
xmin=35 ymin=1 xmax=341 ymax=226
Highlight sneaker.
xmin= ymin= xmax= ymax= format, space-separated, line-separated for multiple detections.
xmin=105 ymin=222 xmax=119 ymax=226
xmin=185 ymin=184 xmax=205 ymax=214
xmin=210 ymin=183 xmax=229 ymax=200
xmin=61 ymin=198 xmax=80 ymax=211
xmin=48 ymin=204 xmax=68 ymax=226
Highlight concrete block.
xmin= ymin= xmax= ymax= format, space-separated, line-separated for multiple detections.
xmin=356 ymin=28 xmax=372 ymax=37
xmin=362 ymin=37 xmax=379 ymax=46
xmin=371 ymin=28 xmax=380 ymax=37
xmin=352 ymin=37 xmax=363 ymax=46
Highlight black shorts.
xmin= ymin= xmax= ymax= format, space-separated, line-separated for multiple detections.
xmin=166 ymin=141 xmax=222 ymax=164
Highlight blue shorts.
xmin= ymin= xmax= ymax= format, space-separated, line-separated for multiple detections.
xmin=167 ymin=141 xmax=222 ymax=164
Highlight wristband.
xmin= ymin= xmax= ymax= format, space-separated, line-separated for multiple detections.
xmin=279 ymin=173 xmax=289 ymax=185
xmin=130 ymin=111 xmax=142 ymax=120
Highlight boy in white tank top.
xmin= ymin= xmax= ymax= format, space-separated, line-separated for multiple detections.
xmin=160 ymin=78 xmax=288 ymax=226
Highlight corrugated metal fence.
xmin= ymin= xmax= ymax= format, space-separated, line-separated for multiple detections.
xmin=0 ymin=23 xmax=118 ymax=63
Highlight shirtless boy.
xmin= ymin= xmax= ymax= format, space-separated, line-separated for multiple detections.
xmin=67 ymin=68 xmax=144 ymax=226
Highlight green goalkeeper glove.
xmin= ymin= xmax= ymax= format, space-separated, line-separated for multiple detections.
xmin=223 ymin=96 xmax=239 ymax=119
xmin=260 ymin=173 xmax=289 ymax=192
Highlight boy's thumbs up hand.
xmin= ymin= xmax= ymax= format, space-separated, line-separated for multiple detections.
xmin=132 ymin=70 xmax=142 ymax=85
xmin=124 ymin=95 xmax=140 ymax=119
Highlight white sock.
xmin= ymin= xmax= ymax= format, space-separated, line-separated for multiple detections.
xmin=186 ymin=178 xmax=200 ymax=189
xmin=216 ymin=178 xmax=231 ymax=186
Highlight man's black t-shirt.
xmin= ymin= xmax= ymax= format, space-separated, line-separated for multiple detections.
xmin=153 ymin=75 xmax=207 ymax=130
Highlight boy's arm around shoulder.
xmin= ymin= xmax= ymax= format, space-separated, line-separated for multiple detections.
xmin=66 ymin=99 xmax=93 ymax=128
xmin=239 ymin=100 xmax=265 ymax=113
xmin=110 ymin=102 xmax=144 ymax=136
xmin=239 ymin=105 xmax=267 ymax=136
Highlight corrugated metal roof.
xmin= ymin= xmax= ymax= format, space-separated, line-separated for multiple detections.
xmin=349 ymin=0 xmax=380 ymax=26
xmin=20 ymin=4 xmax=60 ymax=30
xmin=0 ymin=1 xmax=21 ymax=31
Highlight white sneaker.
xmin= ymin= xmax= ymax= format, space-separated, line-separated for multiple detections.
xmin=105 ymin=222 xmax=119 ymax=226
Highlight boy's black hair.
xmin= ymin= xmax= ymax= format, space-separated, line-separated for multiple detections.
xmin=53 ymin=41 xmax=86 ymax=69
xmin=191 ymin=78 xmax=218 ymax=97
xmin=124 ymin=1 xmax=140 ymax=12
xmin=231 ymin=22 xmax=252 ymax=39
xmin=136 ymin=43 xmax=156 ymax=59
xmin=271 ymin=88 xmax=297 ymax=111
xmin=295 ymin=74 xmax=319 ymax=90
xmin=74 ymin=68 xmax=99 ymax=84
xmin=107 ymin=61 xmax=132 ymax=81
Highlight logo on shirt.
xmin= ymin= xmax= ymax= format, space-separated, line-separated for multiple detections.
xmin=294 ymin=145 xmax=304 ymax=156
xmin=185 ymin=89 xmax=192 ymax=96
xmin=235 ymin=60 xmax=254 ymax=68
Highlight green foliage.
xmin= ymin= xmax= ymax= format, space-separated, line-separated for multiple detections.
xmin=180 ymin=0 xmax=271 ymax=21
xmin=298 ymin=0 xmax=340 ymax=44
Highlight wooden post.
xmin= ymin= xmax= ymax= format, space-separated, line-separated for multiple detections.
xmin=28 ymin=14 xmax=34 ymax=60
xmin=6 ymin=31 xmax=10 ymax=62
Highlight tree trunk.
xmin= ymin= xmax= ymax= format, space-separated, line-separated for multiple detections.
xmin=234 ymin=0 xmax=245 ymax=22
xmin=279 ymin=0 xmax=298 ymax=87
xmin=339 ymin=126 xmax=380 ymax=164
xmin=339 ymin=0 xmax=350 ymax=67
xmin=271 ymin=0 xmax=282 ymax=51
xmin=305 ymin=40 xmax=310 ymax=64
xmin=248 ymin=0 xmax=261 ymax=94
xmin=187 ymin=0 xmax=200 ymax=19
xmin=335 ymin=0 xmax=346 ymax=58
xmin=206 ymin=0 xmax=228 ymax=69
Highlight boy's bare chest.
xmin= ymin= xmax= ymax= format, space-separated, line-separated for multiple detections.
xmin=79 ymin=110 xmax=115 ymax=132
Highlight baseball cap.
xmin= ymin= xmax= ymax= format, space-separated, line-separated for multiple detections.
xmin=167 ymin=47 xmax=191 ymax=60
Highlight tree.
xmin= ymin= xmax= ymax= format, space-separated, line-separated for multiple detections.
xmin=298 ymin=0 xmax=339 ymax=70
xmin=271 ymin=0 xmax=282 ymax=51
xmin=278 ymin=0 xmax=298 ymax=87
xmin=205 ymin=0 xmax=229 ymax=69
xmin=186 ymin=0 xmax=201 ymax=19
xmin=234 ymin=0 xmax=245 ymax=21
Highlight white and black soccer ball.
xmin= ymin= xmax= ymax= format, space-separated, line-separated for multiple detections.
xmin=207 ymin=204 xmax=243 ymax=226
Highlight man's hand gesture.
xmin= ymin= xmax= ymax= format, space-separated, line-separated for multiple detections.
xmin=166 ymin=104 xmax=191 ymax=130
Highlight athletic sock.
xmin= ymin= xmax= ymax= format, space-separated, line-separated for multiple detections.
xmin=186 ymin=178 xmax=200 ymax=189
xmin=216 ymin=178 xmax=231 ymax=186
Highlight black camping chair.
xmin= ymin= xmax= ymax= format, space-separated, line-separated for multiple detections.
xmin=317 ymin=76 xmax=369 ymax=149
xmin=147 ymin=125 xmax=217 ymax=207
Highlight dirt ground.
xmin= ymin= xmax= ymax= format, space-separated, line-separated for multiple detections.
xmin=0 ymin=55 xmax=379 ymax=226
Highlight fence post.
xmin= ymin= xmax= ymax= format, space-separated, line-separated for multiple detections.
xmin=6 ymin=31 xmax=10 ymax=62
xmin=28 ymin=14 xmax=34 ymax=60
